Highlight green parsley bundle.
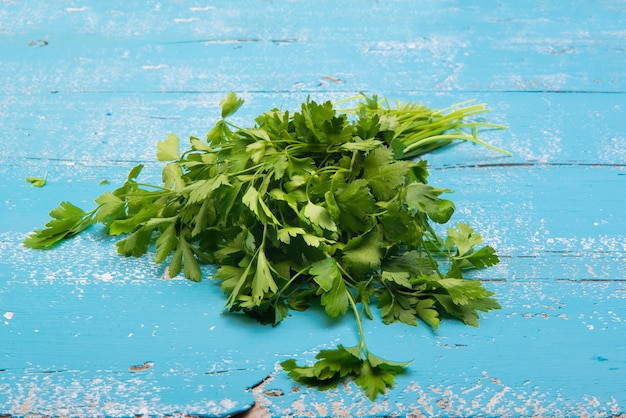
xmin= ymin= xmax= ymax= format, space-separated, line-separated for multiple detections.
xmin=24 ymin=93 xmax=508 ymax=400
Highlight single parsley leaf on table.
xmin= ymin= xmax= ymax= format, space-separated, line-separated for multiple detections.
xmin=26 ymin=172 xmax=47 ymax=187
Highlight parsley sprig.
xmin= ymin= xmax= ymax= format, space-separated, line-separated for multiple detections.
xmin=24 ymin=93 xmax=506 ymax=400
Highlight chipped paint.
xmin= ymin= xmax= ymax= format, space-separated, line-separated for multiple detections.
xmin=129 ymin=362 xmax=154 ymax=372
xmin=251 ymin=368 xmax=624 ymax=417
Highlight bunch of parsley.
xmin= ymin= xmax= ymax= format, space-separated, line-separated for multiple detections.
xmin=24 ymin=93 xmax=506 ymax=400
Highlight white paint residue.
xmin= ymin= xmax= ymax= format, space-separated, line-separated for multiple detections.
xmin=142 ymin=64 xmax=168 ymax=70
xmin=220 ymin=399 xmax=238 ymax=410
xmin=435 ymin=62 xmax=464 ymax=90
xmin=509 ymin=128 xmax=562 ymax=162
xmin=66 ymin=6 xmax=89 ymax=12
xmin=3 ymin=312 xmax=13 ymax=320
xmin=598 ymin=136 xmax=626 ymax=163
xmin=173 ymin=17 xmax=199 ymax=23
xmin=95 ymin=272 xmax=113 ymax=282
xmin=190 ymin=6 xmax=216 ymax=11
xmin=365 ymin=37 xmax=468 ymax=54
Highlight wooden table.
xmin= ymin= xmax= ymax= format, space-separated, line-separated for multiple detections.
xmin=1 ymin=1 xmax=625 ymax=416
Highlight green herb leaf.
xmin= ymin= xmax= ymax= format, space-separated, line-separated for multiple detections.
xmin=303 ymin=201 xmax=337 ymax=232
xmin=446 ymin=222 xmax=482 ymax=256
xmin=378 ymin=287 xmax=419 ymax=326
xmin=181 ymin=236 xmax=202 ymax=282
xmin=116 ymin=226 xmax=154 ymax=258
xmin=281 ymin=345 xmax=362 ymax=390
xmin=23 ymin=202 xmax=94 ymax=249
xmin=414 ymin=298 xmax=440 ymax=329
xmin=310 ymin=258 xmax=349 ymax=317
xmin=282 ymin=345 xmax=410 ymax=401
xmin=362 ymin=148 xmax=408 ymax=200
xmin=251 ymin=250 xmax=278 ymax=305
xmin=335 ymin=179 xmax=376 ymax=233
xmin=26 ymin=175 xmax=47 ymax=187
xmin=405 ymin=183 xmax=456 ymax=224
xmin=354 ymin=357 xmax=403 ymax=401
xmin=438 ymin=278 xmax=494 ymax=306
xmin=341 ymin=226 xmax=383 ymax=277
xmin=156 ymin=134 xmax=180 ymax=161
xmin=93 ymin=192 xmax=125 ymax=224
xmin=463 ymin=245 xmax=500 ymax=269
xmin=155 ymin=222 xmax=178 ymax=264
xmin=277 ymin=226 xmax=306 ymax=244
xmin=220 ymin=92 xmax=244 ymax=118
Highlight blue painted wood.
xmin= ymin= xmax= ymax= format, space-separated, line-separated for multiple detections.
xmin=1 ymin=2 xmax=625 ymax=94
xmin=1 ymin=1 xmax=625 ymax=416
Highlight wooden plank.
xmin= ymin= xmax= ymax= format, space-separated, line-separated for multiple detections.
xmin=258 ymin=281 xmax=626 ymax=417
xmin=2 ymin=235 xmax=624 ymax=415
xmin=2 ymin=2 xmax=625 ymax=94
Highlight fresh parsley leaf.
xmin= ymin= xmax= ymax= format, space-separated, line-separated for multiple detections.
xmin=334 ymin=179 xmax=376 ymax=233
xmin=277 ymin=226 xmax=306 ymax=244
xmin=220 ymin=92 xmax=245 ymax=118
xmin=93 ymin=192 xmax=125 ymax=224
xmin=433 ymin=293 xmax=500 ymax=327
xmin=23 ymin=202 xmax=94 ymax=249
xmin=282 ymin=345 xmax=410 ymax=401
xmin=310 ymin=258 xmax=349 ymax=317
xmin=355 ymin=356 xmax=405 ymax=401
xmin=155 ymin=222 xmax=178 ymax=264
xmin=162 ymin=163 xmax=184 ymax=190
xmin=380 ymin=270 xmax=412 ymax=288
xmin=180 ymin=235 xmax=202 ymax=282
xmin=446 ymin=222 xmax=483 ymax=256
xmin=362 ymin=147 xmax=408 ymax=200
xmin=156 ymin=133 xmax=180 ymax=162
xmin=404 ymin=182 xmax=454 ymax=223
xmin=438 ymin=277 xmax=494 ymax=306
xmin=341 ymin=226 xmax=383 ymax=277
xmin=281 ymin=345 xmax=361 ymax=391
xmin=116 ymin=226 xmax=154 ymax=258
xmin=303 ymin=201 xmax=337 ymax=232
xmin=463 ymin=245 xmax=501 ymax=269
xmin=414 ymin=298 xmax=440 ymax=329
xmin=26 ymin=175 xmax=47 ymax=187
xmin=378 ymin=287 xmax=419 ymax=326
xmin=251 ymin=249 xmax=278 ymax=305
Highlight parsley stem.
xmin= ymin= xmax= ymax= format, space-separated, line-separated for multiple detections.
xmin=402 ymin=133 xmax=511 ymax=157
xmin=132 ymin=183 xmax=171 ymax=192
xmin=335 ymin=261 xmax=359 ymax=287
xmin=273 ymin=265 xmax=311 ymax=299
xmin=418 ymin=228 xmax=446 ymax=280
xmin=346 ymin=289 xmax=367 ymax=353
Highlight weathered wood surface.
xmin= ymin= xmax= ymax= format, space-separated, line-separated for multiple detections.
xmin=1 ymin=1 xmax=625 ymax=416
